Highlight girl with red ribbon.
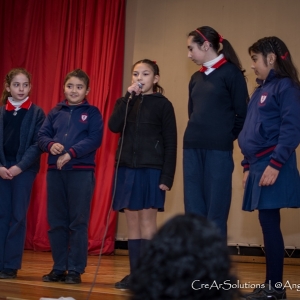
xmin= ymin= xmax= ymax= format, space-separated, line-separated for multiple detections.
xmin=184 ymin=26 xmax=248 ymax=239
xmin=238 ymin=36 xmax=300 ymax=300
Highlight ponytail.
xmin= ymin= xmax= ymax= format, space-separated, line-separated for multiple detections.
xmin=221 ymin=39 xmax=245 ymax=74
xmin=1 ymin=88 xmax=10 ymax=106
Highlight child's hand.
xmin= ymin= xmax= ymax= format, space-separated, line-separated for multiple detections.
xmin=56 ymin=153 xmax=71 ymax=170
xmin=259 ymin=166 xmax=279 ymax=186
xmin=128 ymin=82 xmax=142 ymax=96
xmin=50 ymin=143 xmax=64 ymax=155
xmin=243 ymin=171 xmax=249 ymax=188
xmin=8 ymin=165 xmax=22 ymax=177
xmin=0 ymin=167 xmax=13 ymax=180
xmin=159 ymin=184 xmax=170 ymax=191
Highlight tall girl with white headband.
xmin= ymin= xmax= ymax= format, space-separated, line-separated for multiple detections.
xmin=0 ymin=68 xmax=45 ymax=279
xmin=184 ymin=26 xmax=248 ymax=239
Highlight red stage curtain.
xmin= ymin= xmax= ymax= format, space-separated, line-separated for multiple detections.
xmin=0 ymin=0 xmax=125 ymax=254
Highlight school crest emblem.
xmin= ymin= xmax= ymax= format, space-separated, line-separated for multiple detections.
xmin=260 ymin=93 xmax=268 ymax=104
xmin=80 ymin=113 xmax=88 ymax=122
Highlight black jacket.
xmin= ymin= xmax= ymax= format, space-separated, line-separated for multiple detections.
xmin=109 ymin=92 xmax=177 ymax=189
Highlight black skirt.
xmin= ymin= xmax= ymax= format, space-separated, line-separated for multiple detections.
xmin=113 ymin=167 xmax=165 ymax=212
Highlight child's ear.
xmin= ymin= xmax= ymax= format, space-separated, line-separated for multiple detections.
xmin=154 ymin=75 xmax=160 ymax=84
xmin=85 ymin=88 xmax=90 ymax=96
xmin=5 ymin=84 xmax=10 ymax=93
xmin=268 ymin=53 xmax=276 ymax=65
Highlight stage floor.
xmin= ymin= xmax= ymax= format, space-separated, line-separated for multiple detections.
xmin=0 ymin=250 xmax=300 ymax=300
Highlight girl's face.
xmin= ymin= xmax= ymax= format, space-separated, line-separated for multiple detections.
xmin=250 ymin=51 xmax=274 ymax=80
xmin=187 ymin=36 xmax=207 ymax=65
xmin=6 ymin=73 xmax=31 ymax=101
xmin=132 ymin=63 xmax=159 ymax=95
xmin=64 ymin=76 xmax=89 ymax=105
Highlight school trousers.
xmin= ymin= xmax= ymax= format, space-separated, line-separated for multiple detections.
xmin=183 ymin=148 xmax=234 ymax=239
xmin=0 ymin=163 xmax=36 ymax=270
xmin=46 ymin=170 xmax=95 ymax=274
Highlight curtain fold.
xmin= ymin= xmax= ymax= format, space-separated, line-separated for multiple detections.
xmin=0 ymin=0 xmax=125 ymax=254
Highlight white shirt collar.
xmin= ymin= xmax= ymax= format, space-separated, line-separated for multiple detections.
xmin=202 ymin=54 xmax=225 ymax=75
xmin=8 ymin=97 xmax=29 ymax=111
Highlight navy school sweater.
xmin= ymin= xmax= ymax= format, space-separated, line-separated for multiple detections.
xmin=38 ymin=100 xmax=103 ymax=170
xmin=183 ymin=62 xmax=248 ymax=151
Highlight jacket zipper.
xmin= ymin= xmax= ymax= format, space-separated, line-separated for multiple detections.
xmin=133 ymin=95 xmax=143 ymax=167
xmin=61 ymin=108 xmax=73 ymax=162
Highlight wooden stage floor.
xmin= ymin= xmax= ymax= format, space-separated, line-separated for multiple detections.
xmin=0 ymin=250 xmax=300 ymax=300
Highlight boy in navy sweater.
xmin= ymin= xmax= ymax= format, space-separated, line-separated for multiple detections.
xmin=38 ymin=69 xmax=103 ymax=284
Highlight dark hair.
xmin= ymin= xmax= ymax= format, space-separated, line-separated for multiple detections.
xmin=1 ymin=68 xmax=31 ymax=105
xmin=189 ymin=26 xmax=245 ymax=75
xmin=131 ymin=59 xmax=164 ymax=94
xmin=63 ymin=68 xmax=90 ymax=89
xmin=130 ymin=214 xmax=239 ymax=300
xmin=248 ymin=36 xmax=300 ymax=86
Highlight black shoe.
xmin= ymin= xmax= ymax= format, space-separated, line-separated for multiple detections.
xmin=42 ymin=270 xmax=66 ymax=282
xmin=65 ymin=271 xmax=81 ymax=284
xmin=115 ymin=274 xmax=131 ymax=289
xmin=241 ymin=286 xmax=264 ymax=299
xmin=0 ymin=269 xmax=17 ymax=279
xmin=245 ymin=284 xmax=286 ymax=299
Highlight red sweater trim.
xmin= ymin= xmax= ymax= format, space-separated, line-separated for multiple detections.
xmin=255 ymin=145 xmax=276 ymax=158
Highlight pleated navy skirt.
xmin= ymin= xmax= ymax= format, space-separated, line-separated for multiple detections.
xmin=113 ymin=167 xmax=165 ymax=212
xmin=243 ymin=152 xmax=300 ymax=211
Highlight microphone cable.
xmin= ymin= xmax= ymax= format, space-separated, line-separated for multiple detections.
xmin=86 ymin=88 xmax=139 ymax=299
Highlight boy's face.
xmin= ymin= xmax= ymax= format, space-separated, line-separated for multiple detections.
xmin=64 ymin=76 xmax=89 ymax=105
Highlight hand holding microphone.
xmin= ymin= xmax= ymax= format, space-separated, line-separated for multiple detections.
xmin=128 ymin=82 xmax=143 ymax=98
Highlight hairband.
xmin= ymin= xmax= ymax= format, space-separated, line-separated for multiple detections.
xmin=195 ymin=29 xmax=208 ymax=41
xmin=152 ymin=60 xmax=157 ymax=64
xmin=195 ymin=29 xmax=224 ymax=44
xmin=281 ymin=52 xmax=288 ymax=60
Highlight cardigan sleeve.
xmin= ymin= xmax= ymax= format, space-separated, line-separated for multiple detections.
xmin=16 ymin=106 xmax=46 ymax=171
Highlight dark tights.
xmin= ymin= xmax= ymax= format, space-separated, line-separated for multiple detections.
xmin=258 ymin=209 xmax=284 ymax=288
xmin=128 ymin=239 xmax=150 ymax=273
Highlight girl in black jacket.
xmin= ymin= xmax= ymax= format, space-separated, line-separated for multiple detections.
xmin=109 ymin=59 xmax=177 ymax=289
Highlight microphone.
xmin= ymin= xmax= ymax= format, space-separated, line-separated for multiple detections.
xmin=130 ymin=82 xmax=143 ymax=98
